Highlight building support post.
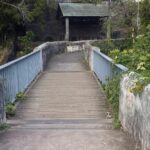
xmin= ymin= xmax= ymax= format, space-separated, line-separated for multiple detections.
xmin=107 ymin=0 xmax=111 ymax=40
xmin=107 ymin=17 xmax=111 ymax=40
xmin=65 ymin=17 xmax=69 ymax=41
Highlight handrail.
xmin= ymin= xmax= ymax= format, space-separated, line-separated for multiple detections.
xmin=92 ymin=47 xmax=128 ymax=84
xmin=0 ymin=50 xmax=40 ymax=70
xmin=92 ymin=47 xmax=128 ymax=72
xmin=83 ymin=45 xmax=128 ymax=84
xmin=0 ymin=42 xmax=59 ymax=105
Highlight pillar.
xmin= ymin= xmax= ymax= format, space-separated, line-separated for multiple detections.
xmin=107 ymin=17 xmax=111 ymax=40
xmin=65 ymin=18 xmax=69 ymax=41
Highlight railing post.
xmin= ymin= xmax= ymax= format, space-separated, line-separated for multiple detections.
xmin=40 ymin=49 xmax=43 ymax=72
xmin=16 ymin=64 xmax=19 ymax=92
xmin=0 ymin=77 xmax=6 ymax=123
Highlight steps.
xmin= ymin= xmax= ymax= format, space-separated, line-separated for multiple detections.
xmin=8 ymin=119 xmax=113 ymax=130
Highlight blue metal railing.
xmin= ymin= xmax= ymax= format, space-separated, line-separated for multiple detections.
xmin=0 ymin=42 xmax=57 ymax=105
xmin=0 ymin=42 xmax=67 ymax=122
xmin=0 ymin=51 xmax=42 ymax=103
xmin=84 ymin=46 xmax=128 ymax=85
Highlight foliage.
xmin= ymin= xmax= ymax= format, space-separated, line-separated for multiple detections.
xmin=140 ymin=0 xmax=150 ymax=31
xmin=112 ymin=39 xmax=133 ymax=50
xmin=104 ymin=74 xmax=122 ymax=129
xmin=111 ymin=0 xmax=137 ymax=30
xmin=93 ymin=38 xmax=133 ymax=55
xmin=0 ymin=123 xmax=10 ymax=131
xmin=0 ymin=0 xmax=23 ymax=44
xmin=0 ymin=0 xmax=47 ymax=58
xmin=26 ymin=0 xmax=48 ymax=23
xmin=93 ymin=40 xmax=115 ymax=55
xmin=5 ymin=102 xmax=16 ymax=117
xmin=108 ymin=25 xmax=150 ymax=94
xmin=16 ymin=92 xmax=26 ymax=102
xmin=109 ymin=25 xmax=150 ymax=78
xmin=18 ymin=31 xmax=34 ymax=55
xmin=100 ymin=24 xmax=150 ymax=129
xmin=134 ymin=25 xmax=150 ymax=53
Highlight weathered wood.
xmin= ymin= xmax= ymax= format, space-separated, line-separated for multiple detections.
xmin=16 ymin=52 xmax=108 ymax=120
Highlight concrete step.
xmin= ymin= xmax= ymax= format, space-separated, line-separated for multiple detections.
xmin=8 ymin=119 xmax=113 ymax=130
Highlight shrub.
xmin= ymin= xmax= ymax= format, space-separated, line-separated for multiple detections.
xmin=16 ymin=92 xmax=26 ymax=102
xmin=93 ymin=40 xmax=115 ymax=55
xmin=18 ymin=31 xmax=34 ymax=56
xmin=5 ymin=103 xmax=16 ymax=117
xmin=104 ymin=74 xmax=122 ymax=129
xmin=108 ymin=26 xmax=150 ymax=87
xmin=0 ymin=123 xmax=10 ymax=131
xmin=93 ymin=38 xmax=133 ymax=55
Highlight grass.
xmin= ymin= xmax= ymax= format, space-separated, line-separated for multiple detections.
xmin=0 ymin=123 xmax=10 ymax=131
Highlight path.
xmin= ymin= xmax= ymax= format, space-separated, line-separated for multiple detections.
xmin=0 ymin=52 xmax=134 ymax=150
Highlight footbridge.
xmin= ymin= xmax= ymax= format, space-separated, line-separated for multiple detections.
xmin=0 ymin=41 xmax=134 ymax=150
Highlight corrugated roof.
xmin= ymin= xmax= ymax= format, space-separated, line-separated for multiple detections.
xmin=59 ymin=3 xmax=109 ymax=17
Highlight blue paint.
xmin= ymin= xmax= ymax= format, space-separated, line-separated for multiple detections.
xmin=0 ymin=43 xmax=53 ymax=106
xmin=92 ymin=47 xmax=128 ymax=85
xmin=0 ymin=51 xmax=42 ymax=104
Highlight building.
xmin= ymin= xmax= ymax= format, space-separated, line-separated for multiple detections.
xmin=57 ymin=3 xmax=109 ymax=41
xmin=27 ymin=1 xmax=109 ymax=41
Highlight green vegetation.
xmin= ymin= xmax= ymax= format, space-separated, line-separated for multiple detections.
xmin=18 ymin=31 xmax=34 ymax=57
xmin=104 ymin=74 xmax=122 ymax=129
xmin=93 ymin=0 xmax=150 ymax=128
xmin=0 ymin=0 xmax=48 ymax=60
xmin=5 ymin=102 xmax=16 ymax=117
xmin=98 ymin=25 xmax=150 ymax=127
xmin=109 ymin=25 xmax=150 ymax=82
xmin=5 ymin=91 xmax=26 ymax=117
xmin=140 ymin=0 xmax=150 ymax=31
xmin=0 ymin=123 xmax=10 ymax=131
xmin=16 ymin=91 xmax=26 ymax=102
xmin=93 ymin=39 xmax=133 ymax=55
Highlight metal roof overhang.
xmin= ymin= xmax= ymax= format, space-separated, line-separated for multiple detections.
xmin=58 ymin=3 xmax=109 ymax=18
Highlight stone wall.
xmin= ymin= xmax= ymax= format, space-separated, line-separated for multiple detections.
xmin=119 ymin=72 xmax=150 ymax=150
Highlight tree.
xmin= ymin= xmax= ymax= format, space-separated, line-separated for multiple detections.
xmin=140 ymin=0 xmax=150 ymax=31
xmin=0 ymin=0 xmax=47 ymax=60
xmin=0 ymin=0 xmax=47 ymax=43
xmin=109 ymin=0 xmax=137 ymax=38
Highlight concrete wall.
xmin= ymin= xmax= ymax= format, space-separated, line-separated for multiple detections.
xmin=119 ymin=72 xmax=150 ymax=150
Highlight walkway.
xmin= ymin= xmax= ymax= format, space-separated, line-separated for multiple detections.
xmin=0 ymin=52 xmax=134 ymax=150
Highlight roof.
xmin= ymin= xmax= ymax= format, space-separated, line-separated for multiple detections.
xmin=58 ymin=3 xmax=109 ymax=17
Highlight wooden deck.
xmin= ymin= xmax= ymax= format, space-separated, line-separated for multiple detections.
xmin=16 ymin=52 xmax=108 ymax=120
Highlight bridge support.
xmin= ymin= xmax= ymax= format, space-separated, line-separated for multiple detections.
xmin=65 ymin=17 xmax=69 ymax=41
